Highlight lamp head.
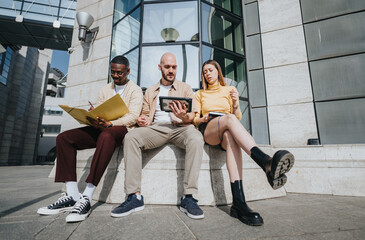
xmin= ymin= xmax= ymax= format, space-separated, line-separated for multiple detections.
xmin=76 ymin=12 xmax=94 ymax=41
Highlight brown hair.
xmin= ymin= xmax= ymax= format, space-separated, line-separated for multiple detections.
xmin=201 ymin=60 xmax=226 ymax=90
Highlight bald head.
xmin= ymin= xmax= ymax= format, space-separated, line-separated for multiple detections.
xmin=159 ymin=52 xmax=177 ymax=85
xmin=160 ymin=52 xmax=177 ymax=65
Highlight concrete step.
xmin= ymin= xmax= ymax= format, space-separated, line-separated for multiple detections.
xmin=49 ymin=144 xmax=286 ymax=205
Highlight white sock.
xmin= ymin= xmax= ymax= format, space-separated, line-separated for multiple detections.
xmin=136 ymin=193 xmax=142 ymax=200
xmin=82 ymin=183 xmax=96 ymax=201
xmin=66 ymin=181 xmax=80 ymax=201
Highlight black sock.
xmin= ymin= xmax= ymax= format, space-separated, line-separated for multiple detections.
xmin=250 ymin=146 xmax=270 ymax=172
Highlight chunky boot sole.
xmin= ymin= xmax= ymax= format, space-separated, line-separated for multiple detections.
xmin=230 ymin=206 xmax=263 ymax=226
xmin=271 ymin=150 xmax=295 ymax=179
xmin=268 ymin=174 xmax=287 ymax=190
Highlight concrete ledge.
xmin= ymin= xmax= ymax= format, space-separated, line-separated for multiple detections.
xmin=49 ymin=144 xmax=285 ymax=205
xmin=285 ymin=144 xmax=365 ymax=197
xmin=49 ymin=144 xmax=365 ymax=204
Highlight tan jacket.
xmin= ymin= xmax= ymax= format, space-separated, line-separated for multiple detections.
xmin=141 ymin=80 xmax=196 ymax=126
xmin=97 ymin=80 xmax=143 ymax=130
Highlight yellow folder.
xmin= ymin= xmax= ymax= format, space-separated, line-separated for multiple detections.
xmin=59 ymin=94 xmax=129 ymax=125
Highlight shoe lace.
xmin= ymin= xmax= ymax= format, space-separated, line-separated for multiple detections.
xmin=49 ymin=193 xmax=71 ymax=207
xmin=117 ymin=195 xmax=133 ymax=209
xmin=69 ymin=196 xmax=89 ymax=213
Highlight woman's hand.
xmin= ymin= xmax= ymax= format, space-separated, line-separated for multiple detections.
xmin=230 ymin=89 xmax=239 ymax=110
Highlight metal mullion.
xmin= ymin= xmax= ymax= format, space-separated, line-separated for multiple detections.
xmin=20 ymin=0 xmax=25 ymax=15
xmin=137 ymin=1 xmax=144 ymax=86
xmin=122 ymin=46 xmax=139 ymax=56
xmin=144 ymin=0 xmax=196 ymax=5
xmin=142 ymin=41 xmax=199 ymax=47
xmin=198 ymin=0 xmax=202 ymax=89
xmin=201 ymin=42 xmax=244 ymax=60
xmin=57 ymin=0 xmax=61 ymax=20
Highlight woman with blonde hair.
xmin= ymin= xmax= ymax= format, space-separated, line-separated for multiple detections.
xmin=193 ymin=60 xmax=294 ymax=226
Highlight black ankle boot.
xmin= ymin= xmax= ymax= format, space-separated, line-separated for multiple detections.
xmin=250 ymin=147 xmax=295 ymax=190
xmin=230 ymin=180 xmax=263 ymax=226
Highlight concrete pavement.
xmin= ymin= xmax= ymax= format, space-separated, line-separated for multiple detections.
xmin=0 ymin=166 xmax=364 ymax=240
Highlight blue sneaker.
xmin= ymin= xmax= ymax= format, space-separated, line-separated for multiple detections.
xmin=180 ymin=196 xmax=204 ymax=219
xmin=111 ymin=194 xmax=144 ymax=218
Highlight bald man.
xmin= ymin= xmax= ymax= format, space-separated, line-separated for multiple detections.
xmin=111 ymin=53 xmax=205 ymax=219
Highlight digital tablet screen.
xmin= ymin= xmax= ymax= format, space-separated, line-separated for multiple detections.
xmin=159 ymin=97 xmax=192 ymax=112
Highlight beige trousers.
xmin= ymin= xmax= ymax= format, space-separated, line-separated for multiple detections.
xmin=123 ymin=123 xmax=204 ymax=195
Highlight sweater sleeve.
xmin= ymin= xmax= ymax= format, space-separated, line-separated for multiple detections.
xmin=110 ymin=85 xmax=143 ymax=128
xmin=193 ymin=91 xmax=202 ymax=126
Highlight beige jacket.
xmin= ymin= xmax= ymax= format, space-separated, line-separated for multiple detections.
xmin=141 ymin=80 xmax=196 ymax=126
xmin=97 ymin=80 xmax=143 ymax=131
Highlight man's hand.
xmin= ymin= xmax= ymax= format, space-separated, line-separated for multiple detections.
xmin=169 ymin=100 xmax=189 ymax=122
xmin=87 ymin=117 xmax=112 ymax=129
xmin=137 ymin=116 xmax=149 ymax=127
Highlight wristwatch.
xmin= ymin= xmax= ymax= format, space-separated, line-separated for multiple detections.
xmin=106 ymin=123 xmax=113 ymax=128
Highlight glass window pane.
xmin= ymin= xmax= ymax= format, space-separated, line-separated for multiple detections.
xmin=310 ymin=53 xmax=365 ymax=101
xmin=143 ymin=2 xmax=198 ymax=43
xmin=140 ymin=45 xmax=199 ymax=89
xmin=202 ymin=45 xmax=246 ymax=97
xmin=111 ymin=7 xmax=140 ymax=57
xmin=0 ymin=75 xmax=6 ymax=85
xmin=60 ymin=0 xmax=77 ymax=9
xmin=305 ymin=12 xmax=365 ymax=61
xmin=301 ymin=0 xmax=365 ymax=23
xmin=59 ymin=8 xmax=76 ymax=19
xmin=114 ymin=0 xmax=141 ymax=23
xmin=202 ymin=3 xmax=243 ymax=54
xmin=123 ymin=48 xmax=139 ymax=85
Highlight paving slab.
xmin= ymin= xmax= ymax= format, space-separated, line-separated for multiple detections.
xmin=0 ymin=166 xmax=364 ymax=240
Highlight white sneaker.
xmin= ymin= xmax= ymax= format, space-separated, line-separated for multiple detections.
xmin=37 ymin=193 xmax=76 ymax=215
xmin=65 ymin=195 xmax=91 ymax=223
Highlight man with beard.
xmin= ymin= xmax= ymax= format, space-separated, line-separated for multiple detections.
xmin=111 ymin=52 xmax=205 ymax=220
xmin=37 ymin=55 xmax=143 ymax=223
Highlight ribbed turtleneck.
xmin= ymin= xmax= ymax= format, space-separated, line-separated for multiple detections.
xmin=207 ymin=81 xmax=221 ymax=91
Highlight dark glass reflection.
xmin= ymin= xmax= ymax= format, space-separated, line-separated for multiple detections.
xmin=143 ymin=1 xmax=198 ymax=43
xmin=204 ymin=0 xmax=242 ymax=16
xmin=202 ymin=45 xmax=247 ymax=98
xmin=202 ymin=3 xmax=244 ymax=54
xmin=111 ymin=7 xmax=140 ymax=58
xmin=114 ymin=0 xmax=141 ymax=23
xmin=140 ymin=45 xmax=199 ymax=89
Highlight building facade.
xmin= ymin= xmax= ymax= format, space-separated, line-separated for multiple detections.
xmin=37 ymin=67 xmax=67 ymax=163
xmin=0 ymin=45 xmax=52 ymax=165
xmin=61 ymin=0 xmax=365 ymax=198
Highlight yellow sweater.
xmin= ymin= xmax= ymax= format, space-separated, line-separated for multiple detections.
xmin=193 ymin=82 xmax=242 ymax=126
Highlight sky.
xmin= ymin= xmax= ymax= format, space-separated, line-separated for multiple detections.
xmin=50 ymin=50 xmax=69 ymax=75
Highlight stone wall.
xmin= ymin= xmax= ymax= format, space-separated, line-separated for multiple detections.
xmin=62 ymin=0 xmax=114 ymax=132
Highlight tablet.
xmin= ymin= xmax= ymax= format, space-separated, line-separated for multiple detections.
xmin=159 ymin=96 xmax=192 ymax=112
xmin=208 ymin=112 xmax=226 ymax=118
